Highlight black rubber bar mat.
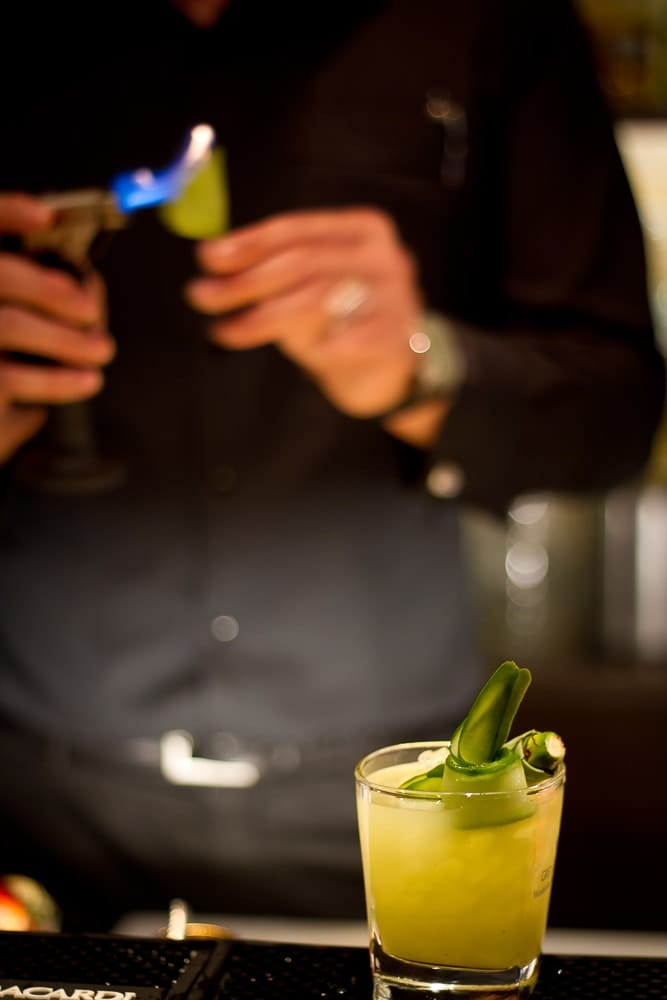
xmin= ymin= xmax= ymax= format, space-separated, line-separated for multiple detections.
xmin=0 ymin=931 xmax=665 ymax=999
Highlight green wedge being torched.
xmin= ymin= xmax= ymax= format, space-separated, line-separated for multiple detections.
xmin=158 ymin=146 xmax=229 ymax=239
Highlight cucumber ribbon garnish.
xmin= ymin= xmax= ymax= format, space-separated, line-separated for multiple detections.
xmin=400 ymin=661 xmax=565 ymax=823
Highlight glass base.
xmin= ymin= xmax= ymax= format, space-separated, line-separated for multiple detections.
xmin=371 ymin=943 xmax=540 ymax=998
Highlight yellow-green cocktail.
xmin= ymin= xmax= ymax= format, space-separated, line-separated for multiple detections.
xmin=355 ymin=662 xmax=566 ymax=997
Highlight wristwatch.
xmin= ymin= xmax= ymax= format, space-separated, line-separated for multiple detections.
xmin=378 ymin=310 xmax=467 ymax=419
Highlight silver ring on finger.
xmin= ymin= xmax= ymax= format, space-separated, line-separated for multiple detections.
xmin=324 ymin=278 xmax=370 ymax=326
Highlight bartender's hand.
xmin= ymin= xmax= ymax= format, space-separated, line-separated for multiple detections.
xmin=0 ymin=193 xmax=115 ymax=463
xmin=185 ymin=207 xmax=449 ymax=448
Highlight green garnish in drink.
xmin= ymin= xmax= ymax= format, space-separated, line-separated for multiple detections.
xmin=400 ymin=660 xmax=565 ymax=799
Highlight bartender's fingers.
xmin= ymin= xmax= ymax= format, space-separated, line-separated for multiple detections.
xmin=0 ymin=252 xmax=101 ymax=326
xmin=204 ymin=274 xmax=419 ymax=416
xmin=0 ymin=305 xmax=115 ymax=367
xmin=204 ymin=276 xmax=351 ymax=349
xmin=196 ymin=207 xmax=398 ymax=273
xmin=201 ymin=245 xmax=417 ymax=356
xmin=0 ymin=402 xmax=46 ymax=464
xmin=188 ymin=215 xmax=416 ymax=348
xmin=185 ymin=242 xmax=386 ymax=317
xmin=0 ymin=193 xmax=54 ymax=234
xmin=0 ymin=359 xmax=104 ymax=406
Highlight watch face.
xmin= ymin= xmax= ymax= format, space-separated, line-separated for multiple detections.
xmin=413 ymin=312 xmax=467 ymax=397
xmin=378 ymin=311 xmax=467 ymax=419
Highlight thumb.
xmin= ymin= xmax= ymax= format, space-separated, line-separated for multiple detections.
xmin=0 ymin=194 xmax=54 ymax=235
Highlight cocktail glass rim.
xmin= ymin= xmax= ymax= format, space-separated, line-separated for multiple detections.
xmin=355 ymin=739 xmax=565 ymax=799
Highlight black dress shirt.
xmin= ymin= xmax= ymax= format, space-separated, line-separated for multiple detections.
xmin=0 ymin=0 xmax=663 ymax=754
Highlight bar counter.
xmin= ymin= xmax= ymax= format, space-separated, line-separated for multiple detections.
xmin=114 ymin=911 xmax=667 ymax=958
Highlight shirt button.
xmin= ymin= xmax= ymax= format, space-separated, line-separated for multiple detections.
xmin=210 ymin=615 xmax=240 ymax=642
xmin=209 ymin=463 xmax=237 ymax=494
xmin=426 ymin=462 xmax=465 ymax=499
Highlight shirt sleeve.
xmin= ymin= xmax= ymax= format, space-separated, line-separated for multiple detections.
xmin=428 ymin=0 xmax=666 ymax=516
